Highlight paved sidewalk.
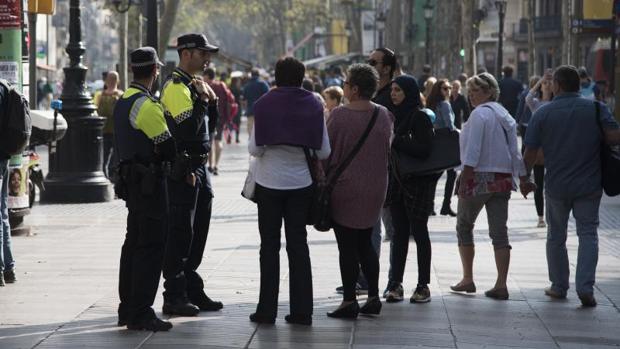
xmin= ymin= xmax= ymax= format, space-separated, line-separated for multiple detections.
xmin=1 ymin=138 xmax=619 ymax=349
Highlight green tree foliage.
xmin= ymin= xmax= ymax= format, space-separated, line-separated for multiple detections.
xmin=172 ymin=0 xmax=329 ymax=66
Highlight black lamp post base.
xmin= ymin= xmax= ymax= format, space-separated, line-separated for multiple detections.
xmin=41 ymin=176 xmax=112 ymax=203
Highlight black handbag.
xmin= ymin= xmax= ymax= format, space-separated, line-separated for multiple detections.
xmin=595 ymin=101 xmax=620 ymax=196
xmin=394 ymin=123 xmax=461 ymax=177
xmin=305 ymin=106 xmax=380 ymax=232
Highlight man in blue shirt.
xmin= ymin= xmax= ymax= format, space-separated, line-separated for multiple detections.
xmin=242 ymin=69 xmax=270 ymax=138
xmin=523 ymin=65 xmax=620 ymax=307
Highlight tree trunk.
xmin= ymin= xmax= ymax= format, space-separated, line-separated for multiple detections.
xmin=159 ymin=0 xmax=181 ymax=54
xmin=528 ymin=0 xmax=536 ymax=75
xmin=462 ymin=0 xmax=474 ymax=76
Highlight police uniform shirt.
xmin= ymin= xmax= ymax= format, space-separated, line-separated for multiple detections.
xmin=161 ymin=68 xmax=217 ymax=156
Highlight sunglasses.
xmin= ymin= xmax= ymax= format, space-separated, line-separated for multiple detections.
xmin=367 ymin=59 xmax=382 ymax=66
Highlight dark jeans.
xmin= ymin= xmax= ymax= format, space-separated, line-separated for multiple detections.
xmin=255 ymin=184 xmax=313 ymax=317
xmin=162 ymin=184 xmax=213 ymax=302
xmin=534 ymin=165 xmax=545 ymax=217
xmin=442 ymin=169 xmax=457 ymax=209
xmin=118 ymin=184 xmax=166 ymax=323
xmin=334 ymin=222 xmax=379 ymax=301
xmin=389 ymin=194 xmax=432 ymax=286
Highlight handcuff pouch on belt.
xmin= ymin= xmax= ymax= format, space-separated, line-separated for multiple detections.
xmin=170 ymin=152 xmax=191 ymax=182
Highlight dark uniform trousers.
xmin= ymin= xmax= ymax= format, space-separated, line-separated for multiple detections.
xmin=118 ymin=167 xmax=167 ymax=323
xmin=162 ymin=163 xmax=213 ymax=302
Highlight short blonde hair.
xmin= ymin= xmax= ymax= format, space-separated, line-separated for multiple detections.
xmin=466 ymin=72 xmax=500 ymax=101
xmin=323 ymin=86 xmax=344 ymax=105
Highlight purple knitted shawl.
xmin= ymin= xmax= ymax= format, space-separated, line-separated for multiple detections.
xmin=254 ymin=87 xmax=324 ymax=150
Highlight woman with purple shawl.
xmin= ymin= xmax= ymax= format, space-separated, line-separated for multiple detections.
xmin=248 ymin=57 xmax=330 ymax=326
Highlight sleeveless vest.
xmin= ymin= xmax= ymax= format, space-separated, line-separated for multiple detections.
xmin=113 ymin=89 xmax=155 ymax=163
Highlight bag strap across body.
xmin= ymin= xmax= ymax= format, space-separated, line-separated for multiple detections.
xmin=305 ymin=105 xmax=380 ymax=188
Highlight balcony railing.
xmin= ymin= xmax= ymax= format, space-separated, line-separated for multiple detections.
xmin=533 ymin=15 xmax=562 ymax=33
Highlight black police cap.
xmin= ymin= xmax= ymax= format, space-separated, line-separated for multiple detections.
xmin=176 ymin=33 xmax=219 ymax=53
xmin=130 ymin=46 xmax=164 ymax=67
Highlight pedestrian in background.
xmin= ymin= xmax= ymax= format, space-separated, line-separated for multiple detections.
xmin=427 ymin=78 xmax=457 ymax=217
xmin=322 ymin=86 xmax=344 ymax=117
xmin=204 ymin=67 xmax=234 ymax=176
xmin=451 ymin=72 xmax=534 ymax=301
xmin=243 ymin=68 xmax=270 ymax=138
xmin=384 ymin=75 xmax=440 ymax=304
xmin=515 ymin=75 xmax=541 ymax=144
xmin=523 ymin=65 xmax=620 ymax=307
xmin=97 ymin=71 xmax=123 ymax=181
xmin=325 ymin=63 xmax=393 ymax=319
xmin=498 ymin=66 xmax=524 ymax=118
xmin=229 ymin=76 xmax=243 ymax=143
xmin=524 ymin=70 xmax=554 ymax=229
xmin=450 ymin=79 xmax=470 ymax=129
xmin=248 ymin=57 xmax=330 ymax=326
xmin=160 ymin=33 xmax=223 ymax=317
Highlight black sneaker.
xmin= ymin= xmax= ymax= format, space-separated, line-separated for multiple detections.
xmin=0 ymin=273 xmax=4 ymax=287
xmin=3 ymin=269 xmax=16 ymax=283
xmin=162 ymin=299 xmax=200 ymax=316
xmin=127 ymin=316 xmax=172 ymax=332
xmin=189 ymin=292 xmax=223 ymax=311
xmin=410 ymin=285 xmax=431 ymax=303
xmin=385 ymin=284 xmax=404 ymax=303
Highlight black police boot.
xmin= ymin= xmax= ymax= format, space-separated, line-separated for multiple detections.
xmin=189 ymin=292 xmax=223 ymax=311
xmin=162 ymin=299 xmax=200 ymax=317
xmin=127 ymin=316 xmax=173 ymax=332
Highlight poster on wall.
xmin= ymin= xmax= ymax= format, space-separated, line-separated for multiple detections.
xmin=0 ymin=61 xmax=17 ymax=83
xmin=7 ymin=154 xmax=30 ymax=210
xmin=0 ymin=0 xmax=21 ymax=29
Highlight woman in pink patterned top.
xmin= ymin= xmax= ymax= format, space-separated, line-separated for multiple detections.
xmin=325 ymin=64 xmax=393 ymax=319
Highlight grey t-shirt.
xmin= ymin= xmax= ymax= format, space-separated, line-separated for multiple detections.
xmin=525 ymin=93 xmax=619 ymax=199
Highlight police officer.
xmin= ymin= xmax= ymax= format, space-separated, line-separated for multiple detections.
xmin=160 ymin=33 xmax=223 ymax=316
xmin=115 ymin=47 xmax=176 ymax=331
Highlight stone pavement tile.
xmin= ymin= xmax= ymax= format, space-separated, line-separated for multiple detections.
xmin=456 ymin=343 xmax=548 ymax=349
xmin=248 ymin=341 xmax=350 ymax=349
xmin=354 ymin=345 xmax=453 ymax=349
xmin=253 ymin=324 xmax=352 ymax=345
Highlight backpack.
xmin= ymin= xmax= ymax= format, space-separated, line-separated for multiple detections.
xmin=0 ymin=79 xmax=31 ymax=156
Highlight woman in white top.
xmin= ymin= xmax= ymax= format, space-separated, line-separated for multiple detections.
xmin=450 ymin=73 xmax=535 ymax=301
xmin=248 ymin=57 xmax=330 ymax=326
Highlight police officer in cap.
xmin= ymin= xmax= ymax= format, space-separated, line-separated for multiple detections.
xmin=115 ymin=47 xmax=176 ymax=331
xmin=160 ymin=33 xmax=223 ymax=316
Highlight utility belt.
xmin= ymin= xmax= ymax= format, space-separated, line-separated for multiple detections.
xmin=169 ymin=152 xmax=207 ymax=182
xmin=114 ymin=160 xmax=168 ymax=201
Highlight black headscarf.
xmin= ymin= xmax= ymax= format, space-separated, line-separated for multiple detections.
xmin=391 ymin=75 xmax=421 ymax=130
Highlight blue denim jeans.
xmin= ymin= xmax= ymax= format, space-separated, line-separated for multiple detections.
xmin=0 ymin=159 xmax=15 ymax=273
xmin=545 ymin=191 xmax=602 ymax=296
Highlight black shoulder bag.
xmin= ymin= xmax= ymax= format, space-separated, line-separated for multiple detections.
xmin=305 ymin=106 xmax=379 ymax=232
xmin=595 ymin=101 xmax=620 ymax=196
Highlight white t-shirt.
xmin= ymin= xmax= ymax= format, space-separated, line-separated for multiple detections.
xmin=248 ymin=121 xmax=331 ymax=190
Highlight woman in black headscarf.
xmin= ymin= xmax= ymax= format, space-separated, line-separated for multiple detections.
xmin=383 ymin=75 xmax=441 ymax=304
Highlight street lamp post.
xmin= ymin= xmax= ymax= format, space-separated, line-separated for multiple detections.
xmin=495 ymin=0 xmax=507 ymax=78
xmin=424 ymin=1 xmax=434 ymax=65
xmin=41 ymin=0 xmax=111 ymax=203
xmin=376 ymin=12 xmax=386 ymax=48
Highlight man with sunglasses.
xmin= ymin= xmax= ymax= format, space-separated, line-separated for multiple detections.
xmin=368 ymin=48 xmax=397 ymax=110
xmin=159 ymin=33 xmax=223 ymax=316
